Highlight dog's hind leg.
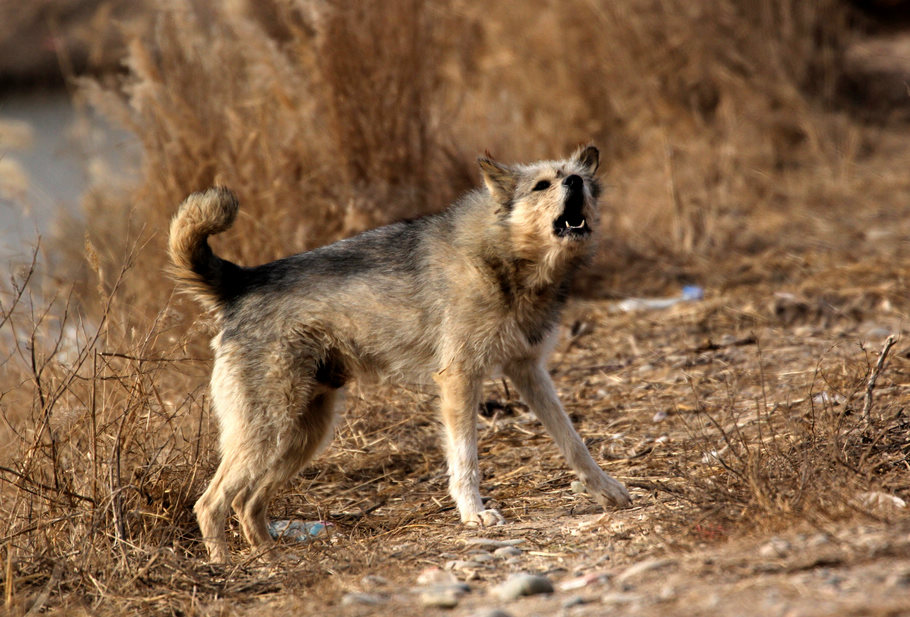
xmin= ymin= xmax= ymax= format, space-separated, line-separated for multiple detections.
xmin=504 ymin=358 xmax=632 ymax=509
xmin=195 ymin=453 xmax=252 ymax=563
xmin=232 ymin=389 xmax=337 ymax=552
xmin=434 ymin=368 xmax=505 ymax=527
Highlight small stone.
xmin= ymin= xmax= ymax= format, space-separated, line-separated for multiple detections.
xmin=570 ymin=480 xmax=587 ymax=494
xmin=468 ymin=610 xmax=514 ymax=617
xmin=462 ymin=537 xmax=526 ymax=550
xmin=417 ymin=566 xmax=457 ymax=586
xmin=419 ymin=584 xmax=469 ymax=608
xmin=445 ymin=559 xmax=485 ymax=571
xmin=493 ymin=546 xmax=522 ymax=559
xmin=886 ymin=568 xmax=910 ymax=588
xmin=467 ymin=550 xmax=495 ymax=562
xmin=759 ymin=538 xmax=791 ymax=559
xmin=559 ymin=571 xmax=610 ymax=591
xmin=602 ymin=592 xmax=643 ymax=605
xmin=360 ymin=574 xmax=388 ymax=587
xmin=492 ymin=573 xmax=554 ymax=601
xmin=858 ymin=491 xmax=907 ymax=515
xmin=615 ymin=558 xmax=675 ymax=585
xmin=807 ymin=533 xmax=831 ymax=548
xmin=562 ymin=595 xmax=588 ymax=608
xmin=341 ymin=592 xmax=386 ymax=606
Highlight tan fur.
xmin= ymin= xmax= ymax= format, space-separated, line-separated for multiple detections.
xmin=169 ymin=146 xmax=631 ymax=563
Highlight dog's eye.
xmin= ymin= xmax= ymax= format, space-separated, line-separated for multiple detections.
xmin=532 ymin=180 xmax=551 ymax=191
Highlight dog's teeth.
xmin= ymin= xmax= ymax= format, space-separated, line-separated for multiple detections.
xmin=565 ymin=220 xmax=570 ymax=228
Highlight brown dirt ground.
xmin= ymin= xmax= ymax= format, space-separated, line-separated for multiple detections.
xmin=47 ymin=259 xmax=906 ymax=617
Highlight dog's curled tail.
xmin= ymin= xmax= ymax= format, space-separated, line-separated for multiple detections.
xmin=168 ymin=187 xmax=241 ymax=311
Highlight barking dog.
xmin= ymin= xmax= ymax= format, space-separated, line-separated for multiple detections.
xmin=169 ymin=146 xmax=631 ymax=563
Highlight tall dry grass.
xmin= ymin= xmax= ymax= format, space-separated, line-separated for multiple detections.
xmin=66 ymin=0 xmax=856 ymax=313
xmin=4 ymin=0 xmax=906 ymax=614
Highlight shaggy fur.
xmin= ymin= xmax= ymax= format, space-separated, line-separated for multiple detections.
xmin=169 ymin=146 xmax=631 ymax=563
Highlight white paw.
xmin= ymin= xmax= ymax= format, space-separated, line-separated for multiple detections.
xmin=462 ymin=508 xmax=506 ymax=527
xmin=587 ymin=477 xmax=632 ymax=509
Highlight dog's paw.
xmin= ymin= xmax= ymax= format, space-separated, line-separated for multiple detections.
xmin=463 ymin=508 xmax=506 ymax=527
xmin=587 ymin=477 xmax=632 ymax=509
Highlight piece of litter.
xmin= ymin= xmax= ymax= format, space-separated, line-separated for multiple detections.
xmin=268 ymin=519 xmax=333 ymax=542
xmin=613 ymin=286 xmax=704 ymax=313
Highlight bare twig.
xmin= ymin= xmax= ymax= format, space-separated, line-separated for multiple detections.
xmin=862 ymin=334 xmax=897 ymax=423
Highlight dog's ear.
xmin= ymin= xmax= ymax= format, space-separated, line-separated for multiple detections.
xmin=572 ymin=145 xmax=599 ymax=175
xmin=478 ymin=156 xmax=518 ymax=204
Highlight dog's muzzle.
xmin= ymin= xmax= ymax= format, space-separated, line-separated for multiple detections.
xmin=553 ymin=175 xmax=591 ymax=239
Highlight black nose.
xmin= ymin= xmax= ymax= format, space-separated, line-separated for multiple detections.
xmin=564 ymin=174 xmax=583 ymax=190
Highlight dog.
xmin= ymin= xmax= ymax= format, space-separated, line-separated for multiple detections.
xmin=169 ymin=145 xmax=631 ymax=563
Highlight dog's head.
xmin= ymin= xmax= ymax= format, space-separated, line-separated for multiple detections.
xmin=478 ymin=146 xmax=601 ymax=267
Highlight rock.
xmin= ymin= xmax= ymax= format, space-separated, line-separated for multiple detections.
xmin=562 ymin=595 xmax=587 ymax=608
xmin=857 ymin=491 xmax=907 ymax=516
xmin=419 ymin=583 xmax=470 ymax=608
xmin=558 ymin=571 xmax=610 ymax=591
xmin=417 ymin=566 xmax=458 ymax=586
xmin=492 ymin=573 xmax=554 ymax=601
xmin=467 ymin=550 xmax=495 ymax=562
xmin=493 ymin=545 xmax=523 ymax=559
xmin=807 ymin=533 xmax=831 ymax=548
xmin=462 ymin=537 xmax=526 ymax=550
xmin=615 ymin=558 xmax=675 ymax=585
xmin=758 ymin=538 xmax=791 ymax=559
xmin=468 ymin=610 xmax=514 ymax=617
xmin=340 ymin=592 xmax=386 ymax=606
xmin=570 ymin=480 xmax=587 ymax=494
xmin=886 ymin=567 xmax=910 ymax=588
xmin=445 ymin=559 xmax=485 ymax=571
xmin=602 ymin=591 xmax=643 ymax=605
xmin=360 ymin=574 xmax=388 ymax=587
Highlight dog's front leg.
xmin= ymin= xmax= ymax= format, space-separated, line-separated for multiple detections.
xmin=505 ymin=359 xmax=632 ymax=509
xmin=434 ymin=369 xmax=505 ymax=527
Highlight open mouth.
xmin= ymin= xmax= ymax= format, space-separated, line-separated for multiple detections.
xmin=553 ymin=191 xmax=591 ymax=238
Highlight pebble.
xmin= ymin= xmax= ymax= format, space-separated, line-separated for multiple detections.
xmin=360 ymin=574 xmax=388 ymax=587
xmin=463 ymin=537 xmax=526 ymax=550
xmin=417 ymin=566 xmax=458 ymax=586
xmin=886 ymin=567 xmax=910 ymax=588
xmin=602 ymin=591 xmax=643 ymax=605
xmin=807 ymin=533 xmax=831 ymax=548
xmin=858 ymin=491 xmax=907 ymax=515
xmin=468 ymin=610 xmax=514 ymax=617
xmin=446 ymin=559 xmax=489 ymax=573
xmin=340 ymin=592 xmax=386 ymax=606
xmin=570 ymin=480 xmax=587 ymax=494
xmin=562 ymin=594 xmax=587 ymax=608
xmin=615 ymin=558 xmax=675 ymax=585
xmin=493 ymin=546 xmax=523 ymax=559
xmin=559 ymin=571 xmax=610 ymax=591
xmin=419 ymin=583 xmax=470 ymax=608
xmin=492 ymin=573 xmax=554 ymax=601
xmin=759 ymin=538 xmax=791 ymax=559
xmin=467 ymin=550 xmax=495 ymax=562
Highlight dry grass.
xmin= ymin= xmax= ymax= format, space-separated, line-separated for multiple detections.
xmin=2 ymin=0 xmax=909 ymax=615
